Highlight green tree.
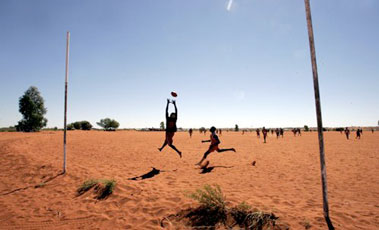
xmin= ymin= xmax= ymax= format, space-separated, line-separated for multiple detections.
xmin=160 ymin=121 xmax=165 ymax=130
xmin=97 ymin=118 xmax=120 ymax=131
xmin=16 ymin=86 xmax=47 ymax=132
xmin=67 ymin=123 xmax=74 ymax=130
xmin=235 ymin=124 xmax=239 ymax=132
xmin=80 ymin=121 xmax=92 ymax=130
xmin=304 ymin=125 xmax=309 ymax=132
xmin=73 ymin=121 xmax=81 ymax=130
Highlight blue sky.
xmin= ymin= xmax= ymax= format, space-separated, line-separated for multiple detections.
xmin=0 ymin=0 xmax=378 ymax=129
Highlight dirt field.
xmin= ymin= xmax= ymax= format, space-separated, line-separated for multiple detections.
xmin=0 ymin=130 xmax=378 ymax=229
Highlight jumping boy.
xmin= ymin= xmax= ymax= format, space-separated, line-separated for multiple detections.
xmin=195 ymin=126 xmax=236 ymax=166
xmin=158 ymin=99 xmax=182 ymax=158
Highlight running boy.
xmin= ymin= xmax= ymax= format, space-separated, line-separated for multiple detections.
xmin=158 ymin=99 xmax=182 ymax=157
xmin=195 ymin=126 xmax=236 ymax=166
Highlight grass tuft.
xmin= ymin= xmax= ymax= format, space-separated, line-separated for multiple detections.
xmin=77 ymin=179 xmax=98 ymax=196
xmin=95 ymin=179 xmax=116 ymax=200
xmin=185 ymin=184 xmax=227 ymax=228
xmin=182 ymin=185 xmax=279 ymax=229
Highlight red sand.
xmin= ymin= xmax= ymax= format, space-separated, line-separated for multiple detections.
xmin=0 ymin=131 xmax=378 ymax=229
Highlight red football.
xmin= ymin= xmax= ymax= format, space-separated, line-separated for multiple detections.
xmin=171 ymin=91 xmax=178 ymax=97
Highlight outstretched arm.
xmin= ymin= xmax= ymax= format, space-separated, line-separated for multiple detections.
xmin=173 ymin=100 xmax=178 ymax=118
xmin=202 ymin=140 xmax=211 ymax=143
xmin=165 ymin=99 xmax=169 ymax=119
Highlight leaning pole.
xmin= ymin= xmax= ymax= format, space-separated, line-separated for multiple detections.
xmin=63 ymin=31 xmax=70 ymax=174
xmin=304 ymin=1 xmax=334 ymax=229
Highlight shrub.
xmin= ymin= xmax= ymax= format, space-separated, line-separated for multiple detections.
xmin=187 ymin=184 xmax=226 ymax=211
xmin=95 ymin=179 xmax=116 ymax=200
xmin=181 ymin=185 xmax=279 ymax=230
xmin=230 ymin=202 xmax=253 ymax=225
xmin=186 ymin=184 xmax=227 ymax=226
xmin=67 ymin=121 xmax=92 ymax=130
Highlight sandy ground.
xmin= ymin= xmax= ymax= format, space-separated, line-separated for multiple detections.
xmin=0 ymin=130 xmax=378 ymax=229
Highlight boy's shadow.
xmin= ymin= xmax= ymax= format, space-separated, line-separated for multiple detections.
xmin=200 ymin=166 xmax=233 ymax=174
xmin=128 ymin=167 xmax=177 ymax=181
xmin=128 ymin=167 xmax=161 ymax=180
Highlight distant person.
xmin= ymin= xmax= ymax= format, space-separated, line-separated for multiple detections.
xmin=219 ymin=129 xmax=222 ymax=136
xmin=242 ymin=130 xmax=245 ymax=135
xmin=270 ymin=129 xmax=274 ymax=135
xmin=280 ymin=128 xmax=284 ymax=138
xmin=372 ymin=129 xmax=374 ymax=133
xmin=344 ymin=127 xmax=350 ymax=140
xmin=189 ymin=128 xmax=193 ymax=138
xmin=158 ymin=99 xmax=182 ymax=158
xmin=275 ymin=128 xmax=280 ymax=139
xmin=297 ymin=128 xmax=302 ymax=136
xmin=262 ymin=127 xmax=268 ymax=143
xmin=195 ymin=126 xmax=236 ymax=166
xmin=356 ymin=129 xmax=361 ymax=139
xmin=256 ymin=129 xmax=260 ymax=138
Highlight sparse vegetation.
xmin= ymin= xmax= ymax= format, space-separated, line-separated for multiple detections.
xmin=187 ymin=184 xmax=226 ymax=211
xmin=185 ymin=184 xmax=227 ymax=227
xmin=77 ymin=179 xmax=98 ymax=195
xmin=77 ymin=179 xmax=116 ymax=200
xmin=95 ymin=179 xmax=116 ymax=200
xmin=178 ymin=184 xmax=279 ymax=229
xmin=235 ymin=124 xmax=239 ymax=132
xmin=160 ymin=121 xmax=165 ymax=130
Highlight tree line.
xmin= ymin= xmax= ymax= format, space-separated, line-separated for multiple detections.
xmin=15 ymin=86 xmax=119 ymax=132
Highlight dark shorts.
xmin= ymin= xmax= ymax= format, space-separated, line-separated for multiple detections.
xmin=208 ymin=145 xmax=220 ymax=153
xmin=166 ymin=132 xmax=175 ymax=144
